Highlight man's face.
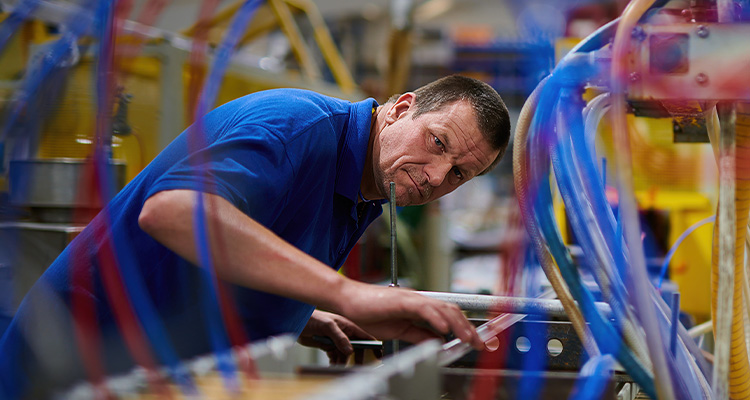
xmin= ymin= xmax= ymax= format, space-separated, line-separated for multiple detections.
xmin=374 ymin=97 xmax=499 ymax=206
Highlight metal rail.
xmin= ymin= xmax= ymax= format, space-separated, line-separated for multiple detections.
xmin=389 ymin=181 xmax=398 ymax=287
xmin=418 ymin=291 xmax=612 ymax=318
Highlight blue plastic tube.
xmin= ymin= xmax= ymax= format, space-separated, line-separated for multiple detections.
xmin=568 ymin=354 xmax=615 ymax=400
xmin=552 ymin=89 xmax=647 ymax=366
xmin=188 ymin=0 xmax=263 ymax=388
xmin=549 ymin=51 xmax=711 ymax=400
xmin=577 ymin=90 xmax=712 ymax=384
xmin=658 ymin=216 xmax=715 ymax=289
xmin=556 ymin=81 xmax=705 ymax=400
xmin=90 ymin=0 xmax=196 ymax=392
xmin=568 ymin=94 xmax=712 ymax=398
xmin=526 ymin=72 xmax=656 ymax=398
xmin=582 ymin=93 xmax=610 ymax=169
xmin=0 ymin=0 xmax=41 ymax=55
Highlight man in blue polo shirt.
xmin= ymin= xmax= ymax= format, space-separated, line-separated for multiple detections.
xmin=0 ymin=75 xmax=510 ymax=396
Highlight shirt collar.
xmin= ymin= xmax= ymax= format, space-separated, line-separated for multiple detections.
xmin=334 ymin=98 xmax=383 ymax=207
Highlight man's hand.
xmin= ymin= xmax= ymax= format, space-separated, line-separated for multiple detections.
xmin=298 ymin=310 xmax=377 ymax=365
xmin=334 ymin=280 xmax=485 ymax=351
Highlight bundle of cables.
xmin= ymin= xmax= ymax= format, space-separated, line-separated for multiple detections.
xmin=513 ymin=1 xmax=720 ymax=399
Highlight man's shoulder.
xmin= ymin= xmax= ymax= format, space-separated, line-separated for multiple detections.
xmin=235 ymin=88 xmax=352 ymax=116
xmin=224 ymin=89 xmax=363 ymax=139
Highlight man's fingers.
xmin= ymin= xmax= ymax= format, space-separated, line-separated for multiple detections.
xmin=413 ymin=303 xmax=450 ymax=334
xmin=434 ymin=302 xmax=483 ymax=350
xmin=325 ymin=320 xmax=354 ymax=356
xmin=414 ymin=300 xmax=483 ymax=350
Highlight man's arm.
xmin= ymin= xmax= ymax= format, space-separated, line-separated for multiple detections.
xmin=138 ymin=189 xmax=483 ymax=349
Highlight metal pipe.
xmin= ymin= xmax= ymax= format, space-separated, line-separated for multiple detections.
xmin=389 ymin=181 xmax=398 ymax=287
xmin=418 ymin=291 xmax=612 ymax=318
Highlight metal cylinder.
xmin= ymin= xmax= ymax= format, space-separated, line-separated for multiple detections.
xmin=418 ymin=291 xmax=612 ymax=318
xmin=389 ymin=181 xmax=398 ymax=287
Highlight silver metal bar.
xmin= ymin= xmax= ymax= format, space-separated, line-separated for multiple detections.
xmin=389 ymin=181 xmax=398 ymax=287
xmin=417 ymin=291 xmax=612 ymax=318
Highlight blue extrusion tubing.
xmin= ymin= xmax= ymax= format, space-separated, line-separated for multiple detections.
xmin=189 ymin=0 xmax=263 ymax=387
xmin=92 ymin=0 xmax=196 ymax=391
xmin=526 ymin=74 xmax=656 ymax=398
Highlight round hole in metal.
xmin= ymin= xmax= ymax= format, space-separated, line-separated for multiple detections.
xmin=515 ymin=336 xmax=531 ymax=353
xmin=547 ymin=338 xmax=563 ymax=356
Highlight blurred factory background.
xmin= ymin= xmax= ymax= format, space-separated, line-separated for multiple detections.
xmin=0 ymin=0 xmax=745 ymax=398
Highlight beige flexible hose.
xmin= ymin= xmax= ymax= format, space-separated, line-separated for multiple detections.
xmin=710 ymin=103 xmax=750 ymax=376
xmin=711 ymin=104 xmax=750 ymax=400
xmin=744 ymin=230 xmax=750 ymax=355
xmin=512 ymin=76 xmax=600 ymax=357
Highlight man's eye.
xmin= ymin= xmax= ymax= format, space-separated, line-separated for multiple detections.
xmin=452 ymin=167 xmax=463 ymax=180
xmin=434 ymin=136 xmax=444 ymax=148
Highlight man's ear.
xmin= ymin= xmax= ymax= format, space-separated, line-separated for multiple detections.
xmin=385 ymin=92 xmax=416 ymax=124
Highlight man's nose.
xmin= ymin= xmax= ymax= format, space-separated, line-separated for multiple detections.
xmin=426 ymin=161 xmax=452 ymax=186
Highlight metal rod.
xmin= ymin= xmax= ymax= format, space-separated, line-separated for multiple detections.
xmin=389 ymin=181 xmax=398 ymax=287
xmin=418 ymin=291 xmax=612 ymax=318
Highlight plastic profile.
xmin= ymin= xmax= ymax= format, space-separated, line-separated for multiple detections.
xmin=57 ymin=335 xmax=298 ymax=399
xmin=304 ymin=339 xmax=442 ymax=400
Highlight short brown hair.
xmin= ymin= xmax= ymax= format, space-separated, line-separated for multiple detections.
xmin=388 ymin=75 xmax=511 ymax=174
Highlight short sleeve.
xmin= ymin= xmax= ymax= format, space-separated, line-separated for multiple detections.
xmin=145 ymin=125 xmax=295 ymax=222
